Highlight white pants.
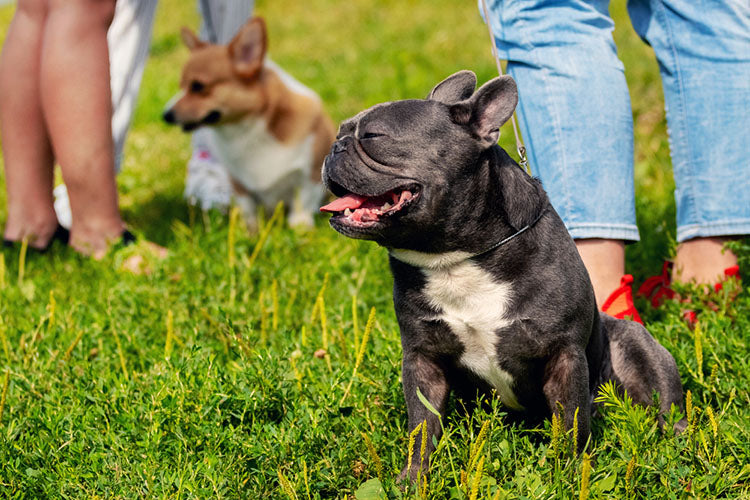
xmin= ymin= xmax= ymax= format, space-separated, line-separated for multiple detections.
xmin=109 ymin=0 xmax=158 ymax=173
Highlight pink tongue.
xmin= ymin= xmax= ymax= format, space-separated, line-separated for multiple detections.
xmin=320 ymin=194 xmax=368 ymax=213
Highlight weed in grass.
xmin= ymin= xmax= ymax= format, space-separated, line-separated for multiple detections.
xmin=362 ymin=432 xmax=384 ymax=483
xmin=0 ymin=368 xmax=9 ymax=424
xmin=579 ymin=453 xmax=591 ymax=500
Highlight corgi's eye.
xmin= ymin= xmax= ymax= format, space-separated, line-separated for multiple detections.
xmin=189 ymin=81 xmax=206 ymax=94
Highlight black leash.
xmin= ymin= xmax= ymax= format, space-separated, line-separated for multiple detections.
xmin=480 ymin=0 xmax=530 ymax=175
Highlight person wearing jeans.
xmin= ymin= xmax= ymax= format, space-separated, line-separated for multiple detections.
xmin=481 ymin=0 xmax=750 ymax=315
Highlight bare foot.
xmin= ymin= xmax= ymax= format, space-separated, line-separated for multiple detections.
xmin=575 ymin=239 xmax=626 ymax=308
xmin=68 ymin=215 xmax=127 ymax=258
xmin=69 ymin=222 xmax=167 ymax=274
xmin=672 ymin=237 xmax=737 ymax=286
xmin=3 ymin=213 xmax=60 ymax=250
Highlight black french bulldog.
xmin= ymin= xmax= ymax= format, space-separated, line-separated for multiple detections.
xmin=320 ymin=70 xmax=685 ymax=481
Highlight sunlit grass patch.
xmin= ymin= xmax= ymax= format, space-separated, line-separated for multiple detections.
xmin=0 ymin=0 xmax=749 ymax=497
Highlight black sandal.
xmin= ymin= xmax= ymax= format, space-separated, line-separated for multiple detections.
xmin=115 ymin=229 xmax=137 ymax=249
xmin=2 ymin=224 xmax=70 ymax=253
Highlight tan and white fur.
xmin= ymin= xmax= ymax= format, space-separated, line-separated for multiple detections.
xmin=163 ymin=17 xmax=335 ymax=231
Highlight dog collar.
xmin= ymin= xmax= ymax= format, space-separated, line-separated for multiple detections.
xmin=469 ymin=204 xmax=549 ymax=260
xmin=389 ymin=204 xmax=549 ymax=269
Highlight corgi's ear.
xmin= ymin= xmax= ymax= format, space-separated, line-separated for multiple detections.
xmin=229 ymin=17 xmax=267 ymax=79
xmin=181 ymin=27 xmax=205 ymax=51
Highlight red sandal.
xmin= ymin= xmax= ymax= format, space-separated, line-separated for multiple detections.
xmin=638 ymin=262 xmax=742 ymax=326
xmin=714 ymin=265 xmax=740 ymax=292
xmin=601 ymin=274 xmax=643 ymax=324
xmin=637 ymin=261 xmax=675 ymax=308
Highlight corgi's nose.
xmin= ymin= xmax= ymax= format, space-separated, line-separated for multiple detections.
xmin=163 ymin=109 xmax=176 ymax=124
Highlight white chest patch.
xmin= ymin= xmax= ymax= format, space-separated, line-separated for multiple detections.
xmin=421 ymin=259 xmax=523 ymax=410
xmin=212 ymin=117 xmax=314 ymax=195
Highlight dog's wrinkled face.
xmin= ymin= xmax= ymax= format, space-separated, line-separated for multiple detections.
xmin=321 ymin=71 xmax=518 ymax=250
xmin=162 ymin=17 xmax=267 ymax=131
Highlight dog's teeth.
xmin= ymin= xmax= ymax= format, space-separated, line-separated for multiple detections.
xmin=382 ymin=202 xmax=392 ymax=211
xmin=344 ymin=208 xmax=352 ymax=216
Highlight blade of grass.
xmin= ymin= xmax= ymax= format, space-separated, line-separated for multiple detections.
xmin=17 ymin=237 xmax=28 ymax=285
xmin=339 ymin=307 xmax=375 ymax=405
xmin=111 ymin=326 xmax=129 ymax=381
xmin=165 ymin=309 xmax=174 ymax=360
xmin=247 ymin=201 xmax=284 ymax=271
xmin=0 ymin=316 xmax=9 ymax=362
xmin=0 ymin=369 xmax=9 ymax=425
xmin=63 ymin=330 xmax=84 ymax=362
xmin=0 ymin=253 xmax=5 ymax=289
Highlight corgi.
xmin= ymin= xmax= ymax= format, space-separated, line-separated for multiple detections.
xmin=163 ymin=17 xmax=336 ymax=231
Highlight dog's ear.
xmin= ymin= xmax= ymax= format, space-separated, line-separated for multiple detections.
xmin=450 ymin=75 xmax=517 ymax=147
xmin=181 ymin=27 xmax=206 ymax=51
xmin=229 ymin=17 xmax=267 ymax=79
xmin=427 ymin=70 xmax=477 ymax=103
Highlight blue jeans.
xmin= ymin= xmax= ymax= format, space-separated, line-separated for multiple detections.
xmin=481 ymin=0 xmax=750 ymax=242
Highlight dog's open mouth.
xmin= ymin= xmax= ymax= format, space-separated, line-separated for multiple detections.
xmin=320 ymin=186 xmax=420 ymax=227
xmin=181 ymin=110 xmax=222 ymax=132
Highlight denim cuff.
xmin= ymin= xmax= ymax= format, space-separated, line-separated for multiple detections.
xmin=565 ymin=223 xmax=640 ymax=243
xmin=677 ymin=219 xmax=750 ymax=243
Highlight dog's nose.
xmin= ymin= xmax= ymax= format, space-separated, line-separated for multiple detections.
xmin=162 ymin=109 xmax=176 ymax=124
xmin=332 ymin=140 xmax=347 ymax=155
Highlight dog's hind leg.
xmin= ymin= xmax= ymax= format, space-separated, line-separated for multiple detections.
xmin=231 ymin=186 xmax=259 ymax=234
xmin=599 ymin=313 xmax=686 ymax=432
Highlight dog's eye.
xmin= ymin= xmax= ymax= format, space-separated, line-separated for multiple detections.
xmin=189 ymin=81 xmax=206 ymax=94
xmin=361 ymin=132 xmax=385 ymax=140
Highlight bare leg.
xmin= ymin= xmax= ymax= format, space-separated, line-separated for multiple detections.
xmin=0 ymin=0 xmax=58 ymax=248
xmin=673 ymin=237 xmax=738 ymax=285
xmin=577 ymin=236 xmax=738 ymax=299
xmin=40 ymin=0 xmax=124 ymax=257
xmin=575 ymin=239 xmax=625 ymax=308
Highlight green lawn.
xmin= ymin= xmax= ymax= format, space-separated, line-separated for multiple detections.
xmin=1 ymin=0 xmax=749 ymax=498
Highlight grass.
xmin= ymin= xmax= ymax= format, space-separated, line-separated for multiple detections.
xmin=0 ymin=0 xmax=749 ymax=497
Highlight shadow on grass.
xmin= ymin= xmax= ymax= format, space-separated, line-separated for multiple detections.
xmin=121 ymin=191 xmax=191 ymax=246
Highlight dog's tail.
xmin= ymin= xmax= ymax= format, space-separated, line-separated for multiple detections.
xmin=598 ymin=312 xmax=687 ymax=433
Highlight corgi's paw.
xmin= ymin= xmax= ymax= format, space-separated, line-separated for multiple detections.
xmin=243 ymin=216 xmax=260 ymax=235
xmin=287 ymin=211 xmax=315 ymax=230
